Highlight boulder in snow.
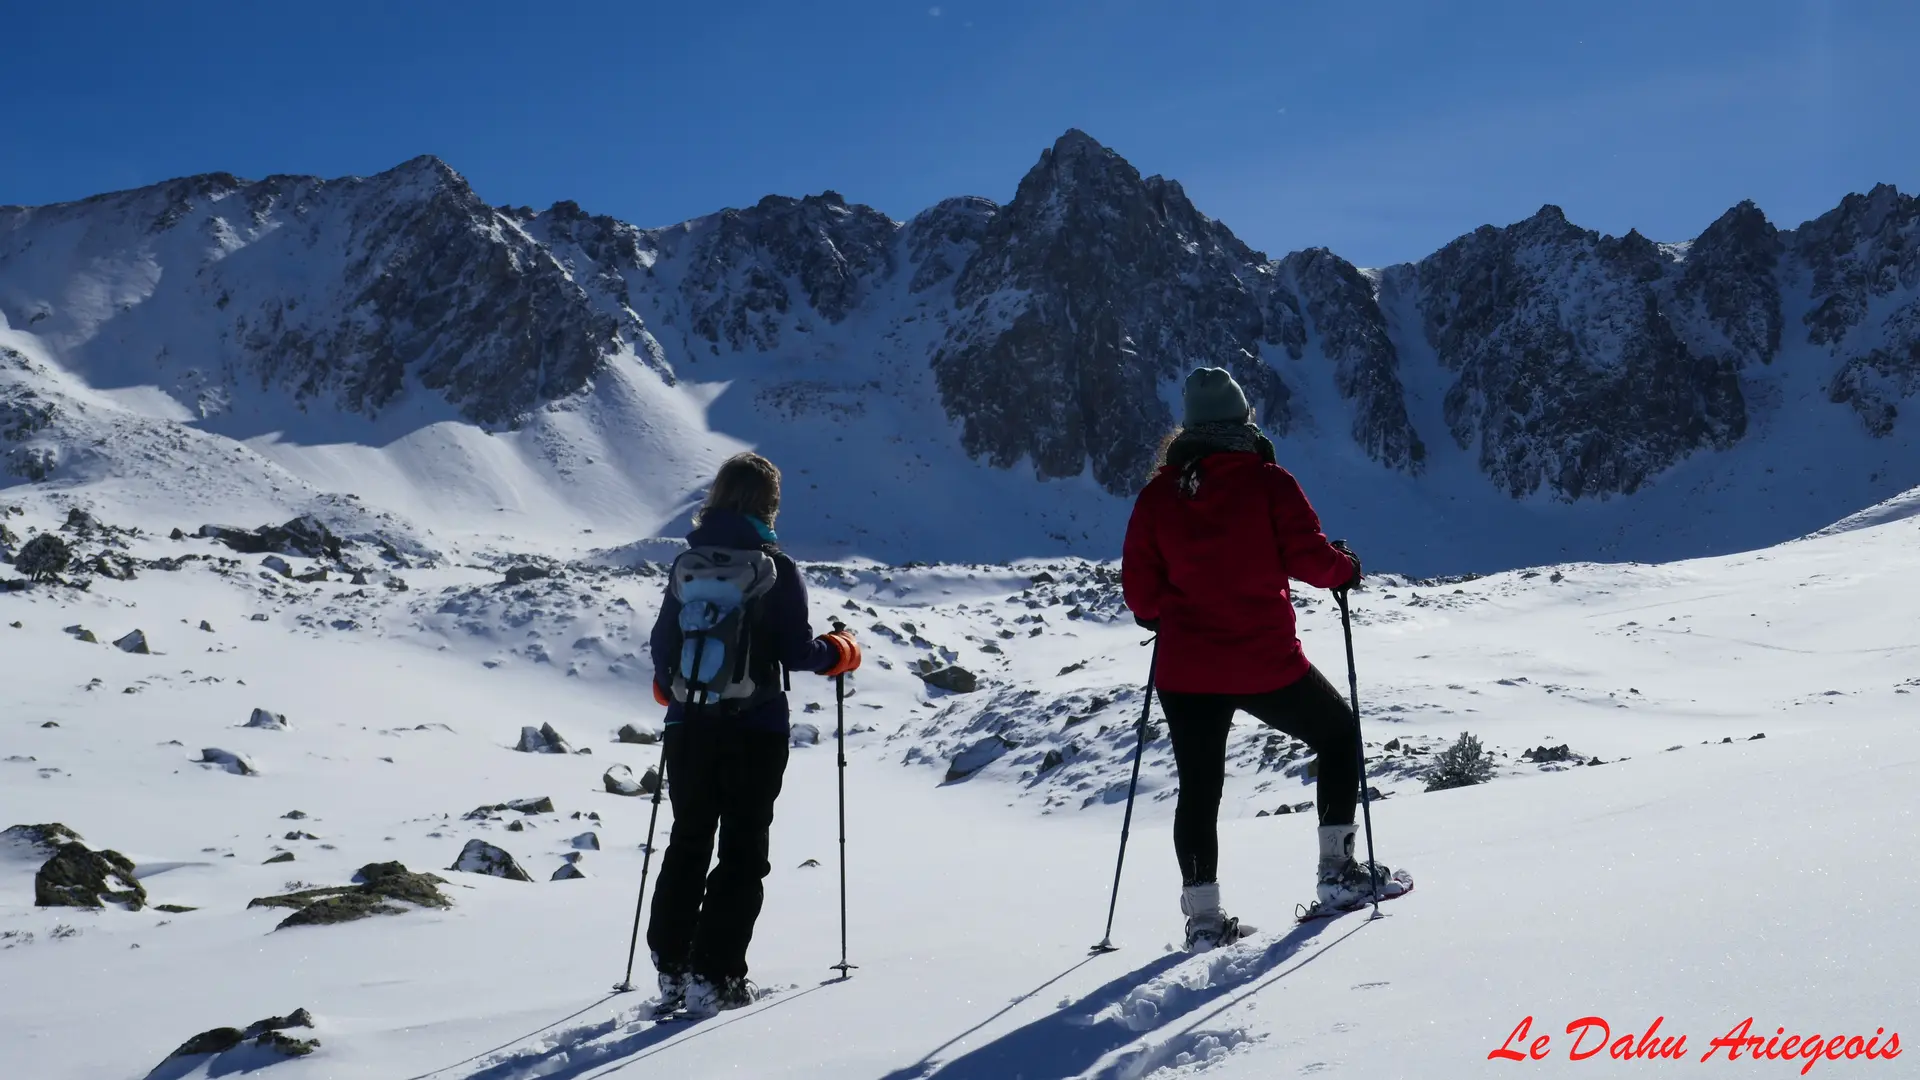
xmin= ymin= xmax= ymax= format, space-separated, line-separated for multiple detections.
xmin=552 ymin=863 xmax=588 ymax=881
xmin=515 ymin=723 xmax=573 ymax=754
xmin=245 ymin=708 xmax=289 ymax=731
xmin=449 ymin=840 xmax=532 ymax=881
xmin=154 ymin=1007 xmax=318 ymax=1073
xmin=62 ymin=624 xmax=98 ymax=644
xmin=570 ymin=831 xmax=600 ymax=851
xmin=199 ymin=517 xmax=342 ymax=560
xmin=464 ymin=796 xmax=554 ymax=819
xmin=196 ymin=748 xmax=259 ymax=776
xmin=616 ymin=723 xmax=658 ymax=745
xmin=603 ymin=765 xmax=643 ymax=796
xmin=248 ymin=862 xmax=450 ymax=929
xmin=945 ymin=735 xmax=1013 ymax=783
xmin=503 ymin=565 xmax=550 ymax=585
xmin=790 ymin=722 xmax=822 ymax=746
xmin=113 ymin=629 xmax=150 ymax=654
xmin=917 ymin=665 xmax=980 ymax=694
xmin=35 ymin=844 xmax=146 ymax=910
xmin=603 ymin=765 xmax=660 ymax=797
xmin=262 ymin=555 xmax=293 ymax=578
xmin=2 ymin=822 xmax=83 ymax=860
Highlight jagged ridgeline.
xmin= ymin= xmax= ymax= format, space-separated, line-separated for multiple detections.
xmin=2 ymin=131 xmax=1917 ymax=541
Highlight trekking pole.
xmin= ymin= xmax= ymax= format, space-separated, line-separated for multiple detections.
xmin=1335 ymin=588 xmax=1384 ymax=917
xmin=617 ymin=635 xmax=705 ymax=992
xmin=615 ymin=736 xmax=671 ymax=991
xmin=830 ymin=668 xmax=857 ymax=977
xmin=1091 ymin=638 xmax=1158 ymax=953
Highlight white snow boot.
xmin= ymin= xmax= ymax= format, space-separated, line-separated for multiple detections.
xmin=1179 ymin=882 xmax=1246 ymax=952
xmin=652 ymin=952 xmax=687 ymax=1013
xmin=682 ymin=975 xmax=757 ymax=1018
xmin=1315 ymin=824 xmax=1404 ymax=910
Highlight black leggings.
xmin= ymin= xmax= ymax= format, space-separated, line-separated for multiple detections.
xmin=1158 ymin=666 xmax=1359 ymax=886
xmin=647 ymin=722 xmax=789 ymax=981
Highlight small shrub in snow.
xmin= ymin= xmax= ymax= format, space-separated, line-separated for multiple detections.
xmin=1425 ymin=731 xmax=1494 ymax=792
xmin=15 ymin=533 xmax=71 ymax=582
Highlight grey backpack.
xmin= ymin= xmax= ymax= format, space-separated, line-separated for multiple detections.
xmin=667 ymin=546 xmax=778 ymax=709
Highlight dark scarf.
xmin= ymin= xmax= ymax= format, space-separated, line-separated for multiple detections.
xmin=1165 ymin=421 xmax=1276 ymax=497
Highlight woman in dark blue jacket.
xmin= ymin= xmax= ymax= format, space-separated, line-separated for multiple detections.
xmin=645 ymin=453 xmax=859 ymax=1016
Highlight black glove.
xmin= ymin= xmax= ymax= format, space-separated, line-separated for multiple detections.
xmin=1133 ymin=613 xmax=1161 ymax=632
xmin=1330 ymin=539 xmax=1362 ymax=590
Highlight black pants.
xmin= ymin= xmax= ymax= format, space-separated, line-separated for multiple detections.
xmin=1158 ymin=666 xmax=1359 ymax=886
xmin=646 ymin=722 xmax=789 ymax=982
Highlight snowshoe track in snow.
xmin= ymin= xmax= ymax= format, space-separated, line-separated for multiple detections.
xmin=447 ymin=984 xmax=800 ymax=1080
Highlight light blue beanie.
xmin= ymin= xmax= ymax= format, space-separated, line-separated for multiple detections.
xmin=1182 ymin=367 xmax=1252 ymax=426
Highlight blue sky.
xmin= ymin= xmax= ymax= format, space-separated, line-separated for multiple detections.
xmin=6 ymin=1 xmax=1916 ymax=266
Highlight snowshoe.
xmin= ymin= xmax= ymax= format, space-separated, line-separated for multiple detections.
xmin=1183 ymin=914 xmax=1250 ymax=952
xmin=1317 ymin=856 xmax=1408 ymax=910
xmin=681 ymin=975 xmax=759 ymax=1018
xmin=1297 ymin=867 xmax=1415 ymax=922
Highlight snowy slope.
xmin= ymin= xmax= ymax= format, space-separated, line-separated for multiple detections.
xmin=2 ymin=489 xmax=1914 ymax=1079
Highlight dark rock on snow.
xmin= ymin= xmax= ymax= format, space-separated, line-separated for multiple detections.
xmin=917 ymin=665 xmax=979 ymax=694
xmin=35 ymin=843 xmax=147 ymax=910
xmin=945 ymin=735 xmax=1013 ymax=782
xmin=449 ymin=840 xmax=532 ymax=881
xmin=515 ymin=723 xmax=573 ymax=754
xmin=615 ymin=723 xmax=658 ymax=745
xmin=465 ymin=796 xmax=554 ymax=819
xmin=245 ymin=708 xmax=289 ymax=731
xmin=156 ymin=1007 xmax=318 ymax=1073
xmin=195 ymin=747 xmax=259 ymax=775
xmin=3 ymin=822 xmax=84 ymax=859
xmin=603 ymin=764 xmax=660 ymax=797
xmin=198 ymin=516 xmax=343 ymax=560
xmin=248 ymin=862 xmax=450 ymax=929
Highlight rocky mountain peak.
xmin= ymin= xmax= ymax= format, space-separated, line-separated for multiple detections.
xmin=663 ymin=188 xmax=899 ymax=350
xmin=930 ymin=132 xmax=1302 ymax=494
xmin=1674 ymin=198 xmax=1783 ymax=365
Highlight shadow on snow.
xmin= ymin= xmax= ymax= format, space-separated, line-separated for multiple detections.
xmin=878 ymin=917 xmax=1363 ymax=1080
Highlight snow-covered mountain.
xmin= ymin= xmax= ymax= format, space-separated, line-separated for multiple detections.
xmin=4 ymin=131 xmax=1919 ymax=572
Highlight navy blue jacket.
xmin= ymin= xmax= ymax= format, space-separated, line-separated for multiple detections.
xmin=648 ymin=511 xmax=835 ymax=733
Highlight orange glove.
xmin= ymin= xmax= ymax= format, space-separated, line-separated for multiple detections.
xmin=652 ymin=680 xmax=671 ymax=707
xmin=819 ymin=630 xmax=861 ymax=677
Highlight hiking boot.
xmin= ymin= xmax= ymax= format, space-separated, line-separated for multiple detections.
xmin=682 ymin=974 xmax=757 ymax=1017
xmin=1179 ymin=882 xmax=1247 ymax=952
xmin=1183 ymin=912 xmax=1245 ymax=952
xmin=1316 ymin=855 xmax=1401 ymax=909
xmin=652 ymin=953 xmax=688 ymax=1012
xmin=1315 ymin=823 xmax=1406 ymax=909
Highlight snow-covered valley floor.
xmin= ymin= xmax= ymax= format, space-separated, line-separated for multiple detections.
xmin=2 ymin=494 xmax=1916 ymax=1079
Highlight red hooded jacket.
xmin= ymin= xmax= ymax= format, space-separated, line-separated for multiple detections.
xmin=1122 ymin=452 xmax=1357 ymax=695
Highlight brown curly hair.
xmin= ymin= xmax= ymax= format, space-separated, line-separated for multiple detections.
xmin=693 ymin=452 xmax=782 ymax=527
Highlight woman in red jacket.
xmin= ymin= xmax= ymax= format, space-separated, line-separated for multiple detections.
xmin=1122 ymin=367 xmax=1405 ymax=950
